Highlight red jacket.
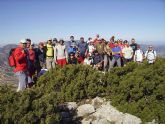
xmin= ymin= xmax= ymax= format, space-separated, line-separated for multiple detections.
xmin=28 ymin=49 xmax=35 ymax=63
xmin=13 ymin=47 xmax=27 ymax=72
xmin=109 ymin=42 xmax=115 ymax=48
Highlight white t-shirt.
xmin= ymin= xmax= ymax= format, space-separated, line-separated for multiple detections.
xmin=145 ymin=50 xmax=156 ymax=61
xmin=134 ymin=49 xmax=144 ymax=62
xmin=83 ymin=58 xmax=92 ymax=65
xmin=54 ymin=44 xmax=68 ymax=60
xmin=122 ymin=46 xmax=133 ymax=59
xmin=88 ymin=45 xmax=95 ymax=55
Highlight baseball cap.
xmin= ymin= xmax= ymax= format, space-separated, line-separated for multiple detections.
xmin=20 ymin=39 xmax=27 ymax=44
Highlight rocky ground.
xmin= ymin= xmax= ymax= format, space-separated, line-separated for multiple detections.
xmin=59 ymin=97 xmax=156 ymax=124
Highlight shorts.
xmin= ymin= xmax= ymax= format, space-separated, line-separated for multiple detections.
xmin=57 ymin=58 xmax=67 ymax=67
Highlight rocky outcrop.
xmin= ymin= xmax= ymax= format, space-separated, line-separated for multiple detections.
xmin=60 ymin=97 xmax=143 ymax=124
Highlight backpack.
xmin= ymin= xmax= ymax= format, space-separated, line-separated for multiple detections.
xmin=146 ymin=50 xmax=155 ymax=57
xmin=8 ymin=48 xmax=16 ymax=67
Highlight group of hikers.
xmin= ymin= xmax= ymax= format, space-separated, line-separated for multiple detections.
xmin=10 ymin=35 xmax=157 ymax=92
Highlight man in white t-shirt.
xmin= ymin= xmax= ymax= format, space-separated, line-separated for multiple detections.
xmin=54 ymin=39 xmax=68 ymax=67
xmin=122 ymin=40 xmax=133 ymax=65
xmin=134 ymin=45 xmax=144 ymax=64
xmin=145 ymin=45 xmax=156 ymax=64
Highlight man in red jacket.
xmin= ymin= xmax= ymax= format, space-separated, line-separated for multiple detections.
xmin=14 ymin=39 xmax=28 ymax=92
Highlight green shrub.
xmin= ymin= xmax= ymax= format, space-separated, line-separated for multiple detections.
xmin=0 ymin=58 xmax=165 ymax=123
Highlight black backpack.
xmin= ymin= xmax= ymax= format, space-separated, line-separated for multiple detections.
xmin=8 ymin=48 xmax=16 ymax=67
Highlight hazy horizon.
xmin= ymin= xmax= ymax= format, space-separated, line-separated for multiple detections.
xmin=0 ymin=40 xmax=165 ymax=46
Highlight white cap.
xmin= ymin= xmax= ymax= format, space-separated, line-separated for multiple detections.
xmin=20 ymin=39 xmax=27 ymax=44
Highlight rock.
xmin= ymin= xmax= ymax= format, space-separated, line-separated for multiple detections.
xmin=92 ymin=118 xmax=111 ymax=124
xmin=58 ymin=102 xmax=77 ymax=111
xmin=77 ymin=104 xmax=95 ymax=117
xmin=122 ymin=113 xmax=142 ymax=124
xmin=81 ymin=118 xmax=92 ymax=124
xmin=92 ymin=97 xmax=105 ymax=109
xmin=91 ymin=101 xmax=142 ymax=124
xmin=92 ymin=102 xmax=123 ymax=124
xmin=66 ymin=102 xmax=78 ymax=111
xmin=75 ymin=98 xmax=142 ymax=124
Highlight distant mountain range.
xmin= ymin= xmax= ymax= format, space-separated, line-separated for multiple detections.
xmin=0 ymin=44 xmax=18 ymax=86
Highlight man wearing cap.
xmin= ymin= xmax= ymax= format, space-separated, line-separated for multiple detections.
xmin=145 ymin=45 xmax=157 ymax=64
xmin=46 ymin=39 xmax=55 ymax=70
xmin=13 ymin=39 xmax=28 ymax=92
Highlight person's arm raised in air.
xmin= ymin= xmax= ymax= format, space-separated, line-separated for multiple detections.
xmin=64 ymin=46 xmax=68 ymax=62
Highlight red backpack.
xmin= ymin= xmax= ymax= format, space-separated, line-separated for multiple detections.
xmin=8 ymin=48 xmax=16 ymax=67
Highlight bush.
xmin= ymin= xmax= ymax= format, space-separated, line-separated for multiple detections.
xmin=106 ymin=59 xmax=165 ymax=123
xmin=0 ymin=58 xmax=165 ymax=123
xmin=0 ymin=85 xmax=60 ymax=124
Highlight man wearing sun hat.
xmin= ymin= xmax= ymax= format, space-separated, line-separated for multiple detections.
xmin=13 ymin=39 xmax=28 ymax=92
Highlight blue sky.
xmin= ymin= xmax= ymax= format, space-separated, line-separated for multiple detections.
xmin=0 ymin=0 xmax=165 ymax=45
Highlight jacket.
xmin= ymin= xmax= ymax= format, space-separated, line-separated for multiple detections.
xmin=13 ymin=47 xmax=27 ymax=72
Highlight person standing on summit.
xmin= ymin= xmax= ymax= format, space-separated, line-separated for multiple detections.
xmin=46 ymin=39 xmax=55 ymax=70
xmin=78 ymin=37 xmax=88 ymax=60
xmin=66 ymin=36 xmax=78 ymax=55
xmin=13 ymin=39 xmax=28 ymax=92
xmin=54 ymin=39 xmax=68 ymax=67
xmin=145 ymin=45 xmax=157 ymax=64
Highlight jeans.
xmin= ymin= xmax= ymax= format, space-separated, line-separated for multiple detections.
xmin=46 ymin=58 xmax=55 ymax=70
xmin=104 ymin=54 xmax=112 ymax=71
xmin=15 ymin=71 xmax=28 ymax=92
xmin=110 ymin=57 xmax=121 ymax=69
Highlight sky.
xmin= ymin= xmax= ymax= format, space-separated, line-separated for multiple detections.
xmin=0 ymin=0 xmax=165 ymax=45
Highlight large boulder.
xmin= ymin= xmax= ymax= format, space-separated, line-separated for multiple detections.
xmin=80 ymin=101 xmax=142 ymax=124
xmin=93 ymin=102 xmax=123 ymax=124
